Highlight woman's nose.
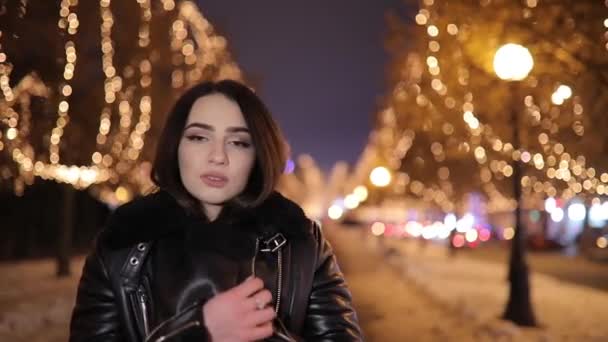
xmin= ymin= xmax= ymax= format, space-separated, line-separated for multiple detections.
xmin=208 ymin=142 xmax=228 ymax=165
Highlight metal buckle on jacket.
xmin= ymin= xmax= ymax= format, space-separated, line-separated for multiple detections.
xmin=260 ymin=233 xmax=287 ymax=253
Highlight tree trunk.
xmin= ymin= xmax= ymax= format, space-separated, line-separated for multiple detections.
xmin=502 ymin=83 xmax=537 ymax=326
xmin=56 ymin=185 xmax=75 ymax=277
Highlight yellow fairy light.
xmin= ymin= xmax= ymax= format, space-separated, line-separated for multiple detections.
xmin=58 ymin=101 xmax=69 ymax=112
xmin=162 ymin=0 xmax=176 ymax=11
xmin=556 ymin=84 xmax=572 ymax=99
xmin=0 ymin=1 xmax=245 ymax=197
xmin=48 ymin=1 xmax=79 ymax=164
xmin=503 ymin=165 xmax=513 ymax=177
xmin=583 ymin=180 xmax=593 ymax=190
xmin=415 ymin=13 xmax=428 ymax=26
xmin=474 ymin=146 xmax=486 ymax=160
xmin=429 ymin=41 xmax=440 ymax=52
xmin=492 ymin=139 xmax=503 ymax=151
xmin=102 ymin=154 xmax=113 ymax=167
xmin=62 ymin=85 xmax=72 ymax=96
xmin=431 ymin=79 xmax=443 ymax=91
xmin=446 ymin=24 xmax=458 ymax=35
xmin=444 ymin=97 xmax=456 ymax=109
xmin=92 ymin=152 xmax=103 ymax=164
xmin=6 ymin=128 xmax=17 ymax=140
xmin=526 ymin=0 xmax=538 ymax=7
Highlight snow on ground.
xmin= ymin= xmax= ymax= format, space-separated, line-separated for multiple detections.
xmin=0 ymin=257 xmax=84 ymax=342
xmin=1 ymin=226 xmax=607 ymax=341
xmin=326 ymin=226 xmax=491 ymax=341
xmin=378 ymin=233 xmax=608 ymax=341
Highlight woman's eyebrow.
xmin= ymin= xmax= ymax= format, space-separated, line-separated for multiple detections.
xmin=226 ymin=126 xmax=250 ymax=134
xmin=184 ymin=122 xmax=214 ymax=131
xmin=184 ymin=122 xmax=249 ymax=133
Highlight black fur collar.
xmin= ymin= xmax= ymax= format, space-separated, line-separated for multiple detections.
xmin=100 ymin=190 xmax=311 ymax=250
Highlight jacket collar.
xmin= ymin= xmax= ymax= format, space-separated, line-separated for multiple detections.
xmin=100 ymin=190 xmax=311 ymax=250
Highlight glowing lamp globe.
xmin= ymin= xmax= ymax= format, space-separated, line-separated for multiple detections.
xmin=493 ymin=44 xmax=534 ymax=81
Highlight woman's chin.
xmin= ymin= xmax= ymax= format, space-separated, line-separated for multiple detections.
xmin=196 ymin=190 xmax=234 ymax=206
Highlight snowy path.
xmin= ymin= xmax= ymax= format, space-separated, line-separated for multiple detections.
xmin=325 ymin=225 xmax=483 ymax=341
xmin=0 ymin=258 xmax=84 ymax=342
xmin=2 ymin=226 xmax=607 ymax=341
xmin=376 ymin=231 xmax=608 ymax=341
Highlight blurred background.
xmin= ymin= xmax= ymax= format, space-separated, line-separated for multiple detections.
xmin=1 ymin=0 xmax=608 ymax=341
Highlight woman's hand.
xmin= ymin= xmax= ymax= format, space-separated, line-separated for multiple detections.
xmin=202 ymin=276 xmax=276 ymax=342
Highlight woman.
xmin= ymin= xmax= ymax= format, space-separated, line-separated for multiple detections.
xmin=69 ymin=80 xmax=362 ymax=341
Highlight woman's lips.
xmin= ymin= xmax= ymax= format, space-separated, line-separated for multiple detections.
xmin=200 ymin=173 xmax=228 ymax=188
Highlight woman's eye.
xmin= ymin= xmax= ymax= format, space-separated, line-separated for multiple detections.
xmin=230 ymin=140 xmax=252 ymax=148
xmin=186 ymin=135 xmax=208 ymax=142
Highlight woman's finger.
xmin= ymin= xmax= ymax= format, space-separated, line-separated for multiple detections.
xmin=246 ymin=321 xmax=274 ymax=341
xmin=245 ymin=307 xmax=276 ymax=327
xmin=246 ymin=289 xmax=273 ymax=311
xmin=232 ymin=277 xmax=264 ymax=299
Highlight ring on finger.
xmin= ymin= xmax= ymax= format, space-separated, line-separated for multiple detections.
xmin=255 ymin=297 xmax=266 ymax=310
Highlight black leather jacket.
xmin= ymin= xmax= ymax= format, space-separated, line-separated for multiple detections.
xmin=69 ymin=190 xmax=362 ymax=341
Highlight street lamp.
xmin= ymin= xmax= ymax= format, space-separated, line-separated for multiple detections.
xmin=493 ymin=43 xmax=537 ymax=326
xmin=493 ymin=44 xmax=534 ymax=81
xmin=368 ymin=166 xmax=392 ymax=207
xmin=370 ymin=166 xmax=392 ymax=187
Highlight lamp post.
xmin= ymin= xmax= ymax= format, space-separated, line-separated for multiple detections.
xmin=493 ymin=43 xmax=537 ymax=326
xmin=370 ymin=166 xmax=392 ymax=188
xmin=368 ymin=166 xmax=392 ymax=207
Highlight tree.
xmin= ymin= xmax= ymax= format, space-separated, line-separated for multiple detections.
xmin=360 ymin=0 xmax=608 ymax=326
xmin=0 ymin=0 xmax=243 ymax=275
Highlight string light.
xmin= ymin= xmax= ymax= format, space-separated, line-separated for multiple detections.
xmin=49 ymin=0 xmax=79 ymax=164
xmin=414 ymin=0 xmax=604 ymax=201
xmin=0 ymin=1 xmax=243 ymax=203
xmin=362 ymin=0 xmax=606 ymax=214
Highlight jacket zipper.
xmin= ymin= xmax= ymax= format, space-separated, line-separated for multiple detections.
xmin=275 ymin=248 xmax=283 ymax=313
xmin=253 ymin=237 xmax=283 ymax=314
xmin=251 ymin=238 xmax=260 ymax=277
xmin=138 ymin=287 xmax=150 ymax=338
xmin=153 ymin=321 xmax=200 ymax=342
xmin=145 ymin=301 xmax=200 ymax=342
xmin=148 ymin=237 xmax=284 ymax=342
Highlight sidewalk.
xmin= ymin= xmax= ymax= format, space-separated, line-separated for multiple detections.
xmin=325 ymin=223 xmax=608 ymax=341
xmin=324 ymin=224 xmax=481 ymax=341
xmin=2 ymin=225 xmax=606 ymax=341
xmin=0 ymin=258 xmax=84 ymax=342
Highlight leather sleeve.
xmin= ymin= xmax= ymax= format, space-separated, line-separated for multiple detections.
xmin=301 ymin=223 xmax=363 ymax=341
xmin=69 ymin=242 xmax=125 ymax=342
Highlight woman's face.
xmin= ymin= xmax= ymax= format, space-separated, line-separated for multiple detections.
xmin=178 ymin=93 xmax=256 ymax=216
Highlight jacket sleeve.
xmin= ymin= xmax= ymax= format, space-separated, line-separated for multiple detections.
xmin=69 ymin=240 xmax=125 ymax=342
xmin=301 ymin=223 xmax=363 ymax=341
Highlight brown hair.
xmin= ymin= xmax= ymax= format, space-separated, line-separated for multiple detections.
xmin=151 ymin=79 xmax=287 ymax=217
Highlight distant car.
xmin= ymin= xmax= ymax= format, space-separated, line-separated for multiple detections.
xmin=340 ymin=214 xmax=364 ymax=227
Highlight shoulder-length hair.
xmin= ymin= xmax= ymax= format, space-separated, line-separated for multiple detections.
xmin=151 ymin=79 xmax=287 ymax=217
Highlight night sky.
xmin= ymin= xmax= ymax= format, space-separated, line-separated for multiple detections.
xmin=196 ymin=1 xmax=413 ymax=172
